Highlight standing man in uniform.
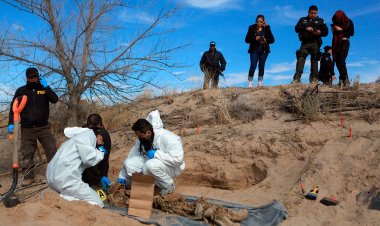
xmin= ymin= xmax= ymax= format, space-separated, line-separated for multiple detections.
xmin=293 ymin=5 xmax=328 ymax=84
xmin=200 ymin=41 xmax=227 ymax=89
xmin=8 ymin=67 xmax=58 ymax=186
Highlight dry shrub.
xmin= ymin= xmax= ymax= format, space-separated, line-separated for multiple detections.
xmin=228 ymin=96 xmax=265 ymax=122
xmin=281 ymin=85 xmax=320 ymax=121
xmin=299 ymin=93 xmax=320 ymax=121
xmin=134 ymin=89 xmax=154 ymax=101
xmin=361 ymin=109 xmax=378 ymax=125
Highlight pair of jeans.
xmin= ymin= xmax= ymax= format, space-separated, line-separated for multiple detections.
xmin=335 ymin=40 xmax=350 ymax=83
xmin=248 ymin=47 xmax=268 ymax=82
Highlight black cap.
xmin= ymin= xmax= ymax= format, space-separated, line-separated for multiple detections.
xmin=324 ymin=46 xmax=332 ymax=52
xmin=210 ymin=41 xmax=216 ymax=46
xmin=26 ymin=67 xmax=39 ymax=78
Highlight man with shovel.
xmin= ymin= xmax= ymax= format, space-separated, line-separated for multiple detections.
xmin=8 ymin=67 xmax=58 ymax=186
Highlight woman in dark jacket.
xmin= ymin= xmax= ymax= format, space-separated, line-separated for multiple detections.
xmin=331 ymin=10 xmax=354 ymax=87
xmin=245 ymin=15 xmax=275 ymax=87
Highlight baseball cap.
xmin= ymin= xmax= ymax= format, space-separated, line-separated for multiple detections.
xmin=210 ymin=41 xmax=216 ymax=46
xmin=26 ymin=67 xmax=39 ymax=78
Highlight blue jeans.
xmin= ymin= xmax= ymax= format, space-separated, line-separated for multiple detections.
xmin=248 ymin=47 xmax=268 ymax=81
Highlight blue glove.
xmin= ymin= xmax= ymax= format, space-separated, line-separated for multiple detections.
xmin=146 ymin=149 xmax=156 ymax=159
xmin=39 ymin=76 xmax=49 ymax=88
xmin=101 ymin=176 xmax=111 ymax=191
xmin=8 ymin=124 xmax=14 ymax=134
xmin=98 ymin=146 xmax=107 ymax=154
xmin=117 ymin=178 xmax=126 ymax=185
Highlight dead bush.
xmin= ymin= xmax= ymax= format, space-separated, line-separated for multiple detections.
xmin=228 ymin=96 xmax=265 ymax=122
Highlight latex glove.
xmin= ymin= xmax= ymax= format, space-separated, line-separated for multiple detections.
xmin=8 ymin=124 xmax=14 ymax=134
xmin=117 ymin=178 xmax=126 ymax=185
xmin=146 ymin=149 xmax=156 ymax=159
xmin=39 ymin=76 xmax=49 ymax=88
xmin=98 ymin=146 xmax=107 ymax=154
xmin=101 ymin=176 xmax=111 ymax=191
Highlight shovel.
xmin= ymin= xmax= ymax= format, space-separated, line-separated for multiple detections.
xmin=2 ymin=95 xmax=27 ymax=207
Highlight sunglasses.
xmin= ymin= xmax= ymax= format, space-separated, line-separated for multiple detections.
xmin=256 ymin=20 xmax=264 ymax=24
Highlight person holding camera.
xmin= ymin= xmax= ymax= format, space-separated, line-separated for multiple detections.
xmin=331 ymin=10 xmax=354 ymax=87
xmin=293 ymin=5 xmax=328 ymax=84
xmin=8 ymin=67 xmax=58 ymax=186
xmin=245 ymin=15 xmax=275 ymax=87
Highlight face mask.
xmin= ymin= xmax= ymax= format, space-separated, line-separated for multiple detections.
xmin=26 ymin=80 xmax=39 ymax=89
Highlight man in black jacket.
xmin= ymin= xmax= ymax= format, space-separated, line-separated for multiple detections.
xmin=293 ymin=5 xmax=328 ymax=84
xmin=8 ymin=67 xmax=58 ymax=186
xmin=200 ymin=41 xmax=227 ymax=89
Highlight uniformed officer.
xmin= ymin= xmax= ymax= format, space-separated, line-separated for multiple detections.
xmin=292 ymin=5 xmax=328 ymax=84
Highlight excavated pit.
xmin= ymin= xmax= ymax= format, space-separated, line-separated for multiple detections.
xmin=176 ymin=159 xmax=267 ymax=190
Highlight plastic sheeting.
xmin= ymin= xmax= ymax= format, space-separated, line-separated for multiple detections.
xmin=105 ymin=196 xmax=288 ymax=226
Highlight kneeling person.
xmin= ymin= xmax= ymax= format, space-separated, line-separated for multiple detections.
xmin=118 ymin=110 xmax=185 ymax=195
xmin=46 ymin=127 xmax=107 ymax=207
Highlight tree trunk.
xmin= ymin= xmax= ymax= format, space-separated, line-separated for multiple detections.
xmin=67 ymin=93 xmax=81 ymax=127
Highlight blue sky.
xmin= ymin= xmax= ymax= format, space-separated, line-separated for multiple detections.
xmin=169 ymin=0 xmax=380 ymax=89
xmin=0 ymin=0 xmax=379 ymax=99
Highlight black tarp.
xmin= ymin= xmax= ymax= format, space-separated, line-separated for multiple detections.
xmin=105 ymin=196 xmax=288 ymax=226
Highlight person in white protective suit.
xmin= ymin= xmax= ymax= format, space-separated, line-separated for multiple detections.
xmin=117 ymin=110 xmax=185 ymax=194
xmin=46 ymin=127 xmax=107 ymax=207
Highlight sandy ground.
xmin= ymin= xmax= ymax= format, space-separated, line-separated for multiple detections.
xmin=1 ymin=83 xmax=379 ymax=226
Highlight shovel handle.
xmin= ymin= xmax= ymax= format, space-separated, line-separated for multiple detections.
xmin=12 ymin=95 xmax=28 ymax=122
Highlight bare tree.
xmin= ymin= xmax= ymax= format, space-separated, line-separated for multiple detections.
xmin=0 ymin=0 xmax=187 ymax=125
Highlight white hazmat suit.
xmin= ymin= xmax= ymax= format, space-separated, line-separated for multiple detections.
xmin=119 ymin=110 xmax=185 ymax=190
xmin=46 ymin=127 xmax=105 ymax=207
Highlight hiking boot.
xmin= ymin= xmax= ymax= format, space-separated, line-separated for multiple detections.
xmin=291 ymin=79 xmax=300 ymax=84
xmin=21 ymin=178 xmax=35 ymax=187
xmin=258 ymin=81 xmax=263 ymax=87
xmin=248 ymin=81 xmax=253 ymax=88
xmin=160 ymin=184 xmax=175 ymax=195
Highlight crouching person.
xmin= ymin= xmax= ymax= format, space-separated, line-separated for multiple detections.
xmin=46 ymin=126 xmax=107 ymax=207
xmin=117 ymin=110 xmax=185 ymax=195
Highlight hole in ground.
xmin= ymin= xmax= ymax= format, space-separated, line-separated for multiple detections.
xmin=176 ymin=160 xmax=267 ymax=190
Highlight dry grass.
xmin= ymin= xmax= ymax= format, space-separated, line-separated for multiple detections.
xmin=228 ymin=95 xmax=265 ymax=122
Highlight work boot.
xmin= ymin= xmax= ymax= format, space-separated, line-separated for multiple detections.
xmin=291 ymin=79 xmax=301 ymax=84
xmin=21 ymin=178 xmax=35 ymax=187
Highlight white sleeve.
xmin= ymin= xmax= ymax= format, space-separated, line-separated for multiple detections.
xmin=75 ymin=133 xmax=104 ymax=166
xmin=155 ymin=133 xmax=184 ymax=167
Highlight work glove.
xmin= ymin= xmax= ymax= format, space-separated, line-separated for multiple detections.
xmin=98 ymin=146 xmax=107 ymax=154
xmin=101 ymin=176 xmax=111 ymax=191
xmin=117 ymin=178 xmax=126 ymax=185
xmin=39 ymin=76 xmax=49 ymax=88
xmin=8 ymin=124 xmax=14 ymax=134
xmin=146 ymin=149 xmax=156 ymax=159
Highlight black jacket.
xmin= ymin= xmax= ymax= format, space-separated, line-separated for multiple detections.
xmin=319 ymin=52 xmax=335 ymax=83
xmin=295 ymin=16 xmax=328 ymax=45
xmin=245 ymin=24 xmax=275 ymax=53
xmin=9 ymin=83 xmax=58 ymax=128
xmin=200 ymin=49 xmax=226 ymax=73
xmin=82 ymin=127 xmax=112 ymax=185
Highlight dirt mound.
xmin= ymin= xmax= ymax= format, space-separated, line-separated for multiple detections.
xmin=1 ymin=83 xmax=380 ymax=225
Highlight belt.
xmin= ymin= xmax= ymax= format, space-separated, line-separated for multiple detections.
xmin=341 ymin=37 xmax=349 ymax=41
